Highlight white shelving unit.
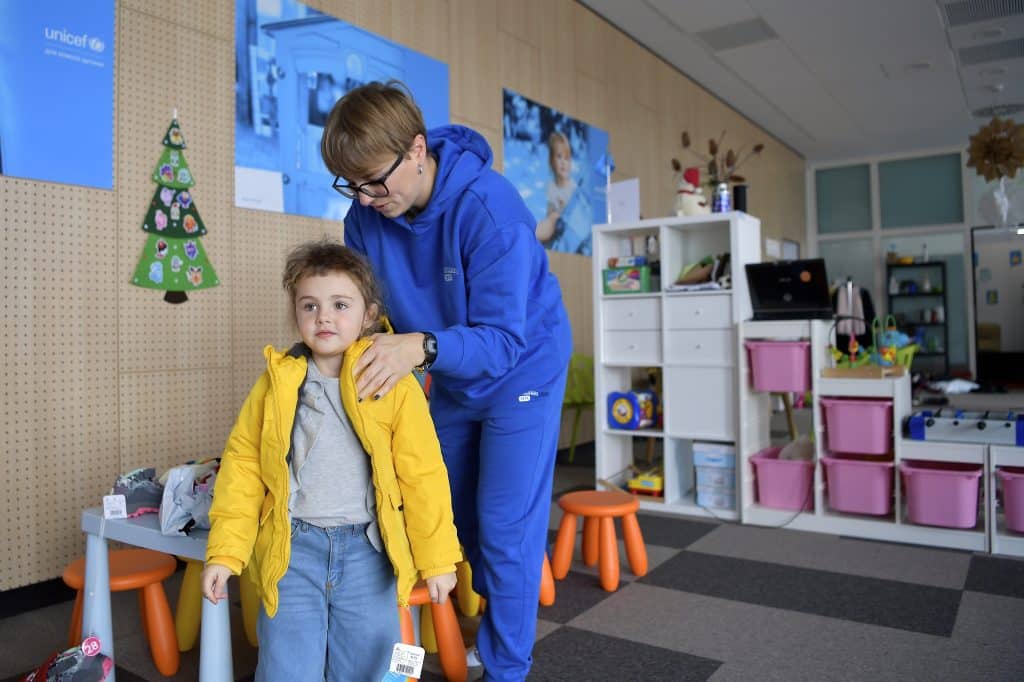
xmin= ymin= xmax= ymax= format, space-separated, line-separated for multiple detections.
xmin=738 ymin=319 xmax=988 ymax=552
xmin=989 ymin=445 xmax=1024 ymax=557
xmin=592 ymin=212 xmax=761 ymax=521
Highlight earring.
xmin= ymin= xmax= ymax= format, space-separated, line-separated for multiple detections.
xmin=417 ymin=164 xmax=423 ymax=175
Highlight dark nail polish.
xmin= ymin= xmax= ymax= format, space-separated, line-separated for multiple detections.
xmin=357 ymin=397 xmax=363 ymax=403
xmin=373 ymin=394 xmax=381 ymax=401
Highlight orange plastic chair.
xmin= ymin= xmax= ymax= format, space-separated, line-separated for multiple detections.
xmin=398 ymin=582 xmax=466 ymax=682
xmin=63 ymin=549 xmax=180 ymax=676
xmin=551 ymin=490 xmax=648 ymax=592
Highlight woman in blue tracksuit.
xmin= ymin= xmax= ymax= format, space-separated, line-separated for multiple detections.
xmin=321 ymin=80 xmax=571 ymax=681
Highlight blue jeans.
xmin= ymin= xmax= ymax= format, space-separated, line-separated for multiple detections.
xmin=256 ymin=519 xmax=400 ymax=682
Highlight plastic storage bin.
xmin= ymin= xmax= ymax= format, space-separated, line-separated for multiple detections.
xmin=900 ymin=460 xmax=983 ymax=529
xmin=997 ymin=466 xmax=1024 ymax=533
xmin=744 ymin=341 xmax=811 ymax=393
xmin=820 ymin=398 xmax=893 ymax=455
xmin=821 ymin=456 xmax=894 ymax=515
xmin=750 ymin=447 xmax=814 ymax=511
xmin=694 ymin=442 xmax=736 ymax=510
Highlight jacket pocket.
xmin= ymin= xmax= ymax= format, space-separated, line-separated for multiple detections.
xmin=259 ymin=494 xmax=274 ymax=526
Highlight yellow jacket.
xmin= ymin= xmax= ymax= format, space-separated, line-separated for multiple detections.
xmin=205 ymin=339 xmax=462 ymax=615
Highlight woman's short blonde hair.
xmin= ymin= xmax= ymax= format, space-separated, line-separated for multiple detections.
xmin=282 ymin=237 xmax=386 ymax=335
xmin=321 ymin=80 xmax=427 ymax=182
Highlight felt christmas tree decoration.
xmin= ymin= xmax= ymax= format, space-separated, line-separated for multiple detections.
xmin=131 ymin=115 xmax=219 ymax=303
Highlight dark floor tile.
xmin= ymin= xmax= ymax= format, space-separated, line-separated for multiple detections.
xmin=635 ymin=512 xmax=719 ymax=549
xmin=965 ymin=554 xmax=1024 ymax=599
xmin=529 ymin=626 xmax=721 ymax=681
xmin=539 ymin=570 xmax=618 ymax=624
xmin=556 ymin=441 xmax=595 ymax=467
xmin=640 ymin=551 xmax=963 ymax=637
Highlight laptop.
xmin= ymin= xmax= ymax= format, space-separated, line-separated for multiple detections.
xmin=745 ymin=258 xmax=834 ymax=321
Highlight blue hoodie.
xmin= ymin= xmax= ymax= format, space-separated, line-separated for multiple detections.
xmin=344 ymin=125 xmax=571 ymax=407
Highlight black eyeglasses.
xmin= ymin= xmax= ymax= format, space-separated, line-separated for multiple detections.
xmin=332 ymin=153 xmax=404 ymax=199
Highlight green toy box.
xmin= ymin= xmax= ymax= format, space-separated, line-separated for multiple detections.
xmin=602 ymin=265 xmax=652 ymax=294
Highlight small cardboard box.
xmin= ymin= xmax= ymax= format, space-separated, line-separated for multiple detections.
xmin=602 ymin=265 xmax=651 ymax=294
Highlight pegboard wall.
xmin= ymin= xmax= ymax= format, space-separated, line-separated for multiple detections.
xmin=0 ymin=0 xmax=806 ymax=591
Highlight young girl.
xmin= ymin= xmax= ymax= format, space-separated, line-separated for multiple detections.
xmin=536 ymin=130 xmax=574 ymax=244
xmin=201 ymin=239 xmax=461 ymax=682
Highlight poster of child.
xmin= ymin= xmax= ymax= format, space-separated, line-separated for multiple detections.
xmin=502 ymin=89 xmax=609 ymax=256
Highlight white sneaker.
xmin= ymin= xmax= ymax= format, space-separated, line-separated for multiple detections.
xmin=466 ymin=646 xmax=483 ymax=668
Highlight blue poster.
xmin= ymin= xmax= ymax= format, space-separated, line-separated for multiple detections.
xmin=234 ymin=0 xmax=449 ymax=220
xmin=502 ymin=88 xmax=609 ymax=256
xmin=0 ymin=0 xmax=114 ymax=189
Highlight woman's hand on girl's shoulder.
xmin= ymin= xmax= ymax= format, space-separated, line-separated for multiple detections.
xmin=353 ymin=332 xmax=423 ymax=401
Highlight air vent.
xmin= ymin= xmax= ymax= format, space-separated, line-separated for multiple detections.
xmin=943 ymin=0 xmax=1024 ymax=27
xmin=959 ymin=37 xmax=1024 ymax=64
xmin=696 ymin=17 xmax=778 ymax=52
xmin=972 ymin=103 xmax=1024 ymax=117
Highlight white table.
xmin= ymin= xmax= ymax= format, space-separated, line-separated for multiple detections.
xmin=80 ymin=507 xmax=233 ymax=681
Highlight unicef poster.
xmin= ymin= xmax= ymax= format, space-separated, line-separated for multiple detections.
xmin=234 ymin=0 xmax=449 ymax=221
xmin=502 ymin=89 xmax=609 ymax=256
xmin=0 ymin=0 xmax=114 ymax=189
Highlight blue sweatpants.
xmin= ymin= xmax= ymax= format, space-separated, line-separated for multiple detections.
xmin=431 ymin=369 xmax=568 ymax=682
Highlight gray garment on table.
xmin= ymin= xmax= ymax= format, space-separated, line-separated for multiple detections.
xmin=289 ymin=360 xmax=382 ymax=550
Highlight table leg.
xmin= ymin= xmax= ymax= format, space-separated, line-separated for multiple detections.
xmin=199 ymin=583 xmax=233 ymax=682
xmin=82 ymin=533 xmax=115 ymax=681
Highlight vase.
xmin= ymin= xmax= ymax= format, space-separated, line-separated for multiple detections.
xmin=732 ymin=184 xmax=748 ymax=213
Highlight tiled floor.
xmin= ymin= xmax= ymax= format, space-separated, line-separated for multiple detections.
xmin=3 ymin=450 xmax=1024 ymax=681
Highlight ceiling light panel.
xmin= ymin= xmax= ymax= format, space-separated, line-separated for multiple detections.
xmin=696 ymin=17 xmax=778 ymax=52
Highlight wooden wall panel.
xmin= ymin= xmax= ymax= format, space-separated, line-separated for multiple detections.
xmin=1 ymin=0 xmax=805 ymax=588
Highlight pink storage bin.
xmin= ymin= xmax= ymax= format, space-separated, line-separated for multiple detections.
xmin=900 ymin=460 xmax=982 ymax=529
xmin=745 ymin=341 xmax=811 ymax=393
xmin=820 ymin=398 xmax=893 ymax=455
xmin=996 ymin=467 xmax=1024 ymax=533
xmin=821 ymin=456 xmax=894 ymax=516
xmin=750 ymin=447 xmax=814 ymax=511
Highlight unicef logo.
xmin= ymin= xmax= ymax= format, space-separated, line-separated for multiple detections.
xmin=88 ymin=37 xmax=105 ymax=52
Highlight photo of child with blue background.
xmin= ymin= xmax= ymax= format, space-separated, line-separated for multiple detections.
xmin=502 ymin=89 xmax=608 ymax=256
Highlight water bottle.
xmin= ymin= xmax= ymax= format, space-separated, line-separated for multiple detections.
xmin=712 ymin=183 xmax=731 ymax=213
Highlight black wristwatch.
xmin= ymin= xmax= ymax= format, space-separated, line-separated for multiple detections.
xmin=416 ymin=332 xmax=437 ymax=373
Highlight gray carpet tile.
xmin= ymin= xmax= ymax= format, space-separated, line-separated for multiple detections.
xmin=949 ymin=591 xmax=1024 ymax=677
xmin=639 ymin=550 xmax=963 ymax=636
xmin=964 ymin=554 xmax=1024 ymax=599
xmin=635 ymin=511 xmax=720 ymax=548
xmin=537 ymin=570 xmax=620 ymax=624
xmin=689 ymin=522 xmax=972 ymax=589
xmin=570 ymin=583 xmax=979 ymax=680
xmin=528 ymin=626 xmax=722 ymax=682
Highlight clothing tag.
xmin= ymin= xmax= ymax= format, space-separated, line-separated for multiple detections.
xmin=102 ymin=494 xmax=127 ymax=519
xmin=387 ymin=642 xmax=424 ymax=679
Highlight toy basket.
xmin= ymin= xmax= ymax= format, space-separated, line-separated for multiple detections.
xmin=900 ymin=460 xmax=982 ymax=529
xmin=750 ymin=447 xmax=814 ymax=511
xmin=821 ymin=456 xmax=894 ymax=516
xmin=997 ymin=467 xmax=1024 ymax=533
xmin=820 ymin=398 xmax=893 ymax=455
xmin=744 ymin=341 xmax=811 ymax=393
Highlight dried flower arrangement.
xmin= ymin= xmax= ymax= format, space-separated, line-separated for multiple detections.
xmin=671 ymin=131 xmax=764 ymax=186
xmin=966 ymin=116 xmax=1024 ymax=182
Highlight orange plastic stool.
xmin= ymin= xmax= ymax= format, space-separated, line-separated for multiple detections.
xmin=551 ymin=490 xmax=648 ymax=592
xmin=63 ymin=549 xmax=180 ymax=676
xmin=454 ymin=552 xmax=555 ymax=617
xmin=398 ymin=582 xmax=466 ymax=682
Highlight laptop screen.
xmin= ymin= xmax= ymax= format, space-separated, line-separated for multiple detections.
xmin=745 ymin=259 xmax=833 ymax=319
